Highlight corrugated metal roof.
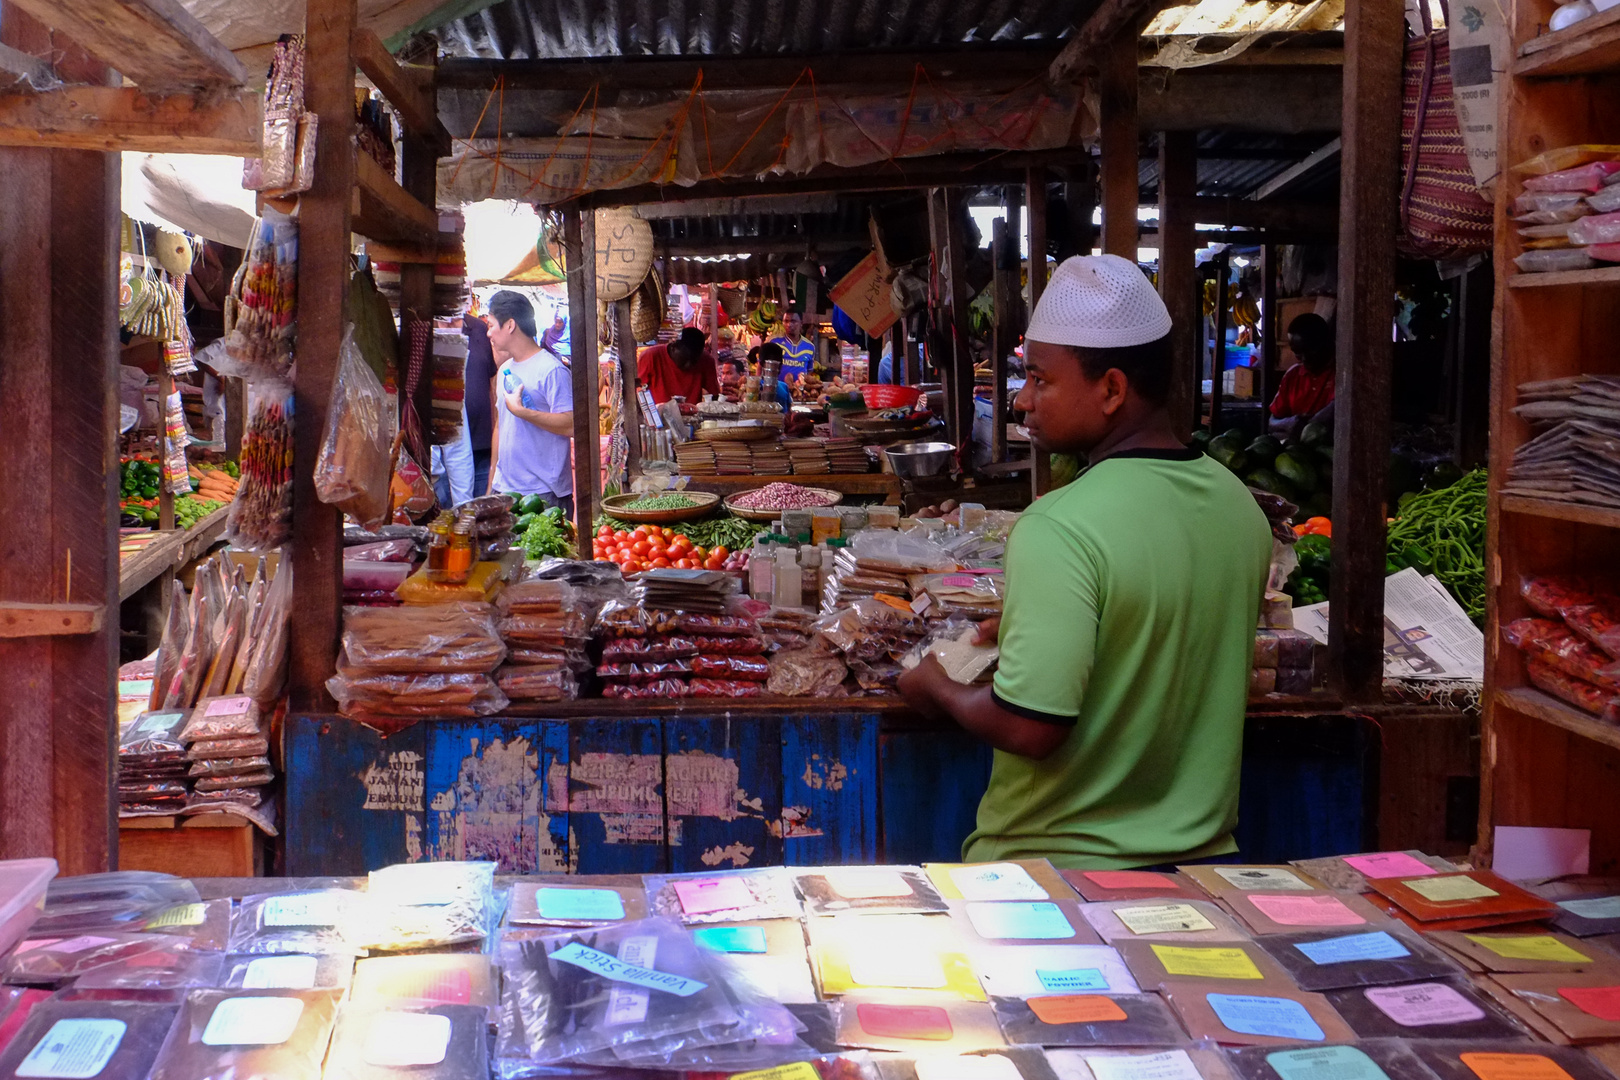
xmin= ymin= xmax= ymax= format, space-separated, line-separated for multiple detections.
xmin=434 ymin=0 xmax=1093 ymax=59
xmin=1136 ymin=132 xmax=1340 ymax=199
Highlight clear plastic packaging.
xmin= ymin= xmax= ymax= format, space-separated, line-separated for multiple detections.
xmin=1589 ymin=185 xmax=1620 ymax=213
xmin=1512 ymin=190 xmax=1589 ymax=220
xmin=505 ymin=883 xmax=647 ymax=928
xmin=189 ymin=756 xmax=274 ymax=779
xmin=139 ymin=898 xmax=232 ymax=951
xmin=352 ymin=862 xmax=497 ymax=952
xmin=326 ymin=670 xmax=509 ymax=719
xmin=691 ymin=634 xmax=768 ymax=655
xmin=344 ymin=561 xmax=412 ymax=593
xmin=340 ymin=603 xmax=506 ymax=673
xmin=36 ymin=872 xmax=199 ymax=936
xmin=498 ymin=612 xmax=590 ymax=648
xmin=1502 ymin=617 xmax=1620 ymax=690
xmin=815 ymin=600 xmax=926 ymax=662
xmin=230 ymin=888 xmax=360 ymax=956
xmin=1589 ymin=241 xmax=1620 ymax=262
xmin=0 ymin=996 xmax=180 ymax=1080
xmin=314 ymin=326 xmax=395 ymax=531
xmin=0 ymin=932 xmax=174 ymax=985
xmin=1527 ymin=658 xmax=1613 ymax=714
xmin=497 ymin=579 xmax=578 ymax=616
xmin=350 ymin=954 xmax=500 ymax=1008
xmin=121 ymin=711 xmax=190 ymax=763
xmin=1519 ymin=576 xmax=1620 ymax=657
xmin=344 ymin=539 xmax=417 ymax=562
xmin=1513 ymin=248 xmax=1595 ymax=273
xmin=180 ymin=695 xmax=262 ymax=743
xmin=196 ymin=771 xmax=274 ymax=792
xmin=321 ymin=1003 xmax=491 ymax=1080
xmin=599 ymin=636 xmax=700 ymax=662
xmin=0 ymin=860 xmax=56 ymax=961
xmin=454 ymin=494 xmax=516 ymax=520
xmin=990 ymin=992 xmax=1189 ymax=1047
xmin=604 ymin=679 xmax=691 ymax=699
xmin=74 ymin=940 xmax=227 ymax=991
xmin=222 ymin=952 xmax=355 ymax=991
xmin=1322 ymin=978 xmax=1527 ymax=1040
xmin=767 ymin=647 xmax=849 ymax=697
xmin=596 ymin=953 xmax=806 ymax=1068
xmin=495 ymin=666 xmax=579 ymax=703
xmin=150 ymin=989 xmax=340 ymax=1080
xmin=188 ymin=736 xmax=270 ymax=761
xmin=794 ymin=866 xmax=948 ymax=916
xmin=1226 ymin=1038 xmax=1451 ymax=1080
xmin=503 ymin=648 xmax=591 ymax=671
xmin=691 ymin=655 xmax=771 ymax=681
xmin=1253 ymin=925 xmax=1462 ymax=991
xmin=643 ymin=869 xmax=802 ymax=924
xmin=1568 ymin=209 xmax=1620 ymax=245
xmin=689 ymin=678 xmax=765 ymax=697
xmin=225 ymin=379 xmax=295 ymax=553
xmin=1523 ymin=161 xmax=1620 ymax=193
xmin=498 ymin=919 xmax=742 ymax=1063
xmin=396 ymin=564 xmax=506 ymax=606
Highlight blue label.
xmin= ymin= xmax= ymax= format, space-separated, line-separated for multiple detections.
xmin=1037 ymin=967 xmax=1109 ymax=992
xmin=1207 ymin=994 xmax=1326 ymax=1041
xmin=1267 ymin=1046 xmax=1389 ymax=1080
xmin=693 ymin=926 xmax=768 ymax=954
xmin=1294 ymin=931 xmax=1410 ymax=966
xmin=1559 ymin=896 xmax=1620 ymax=919
xmin=535 ymin=887 xmax=625 ymax=922
xmin=549 ymin=942 xmax=707 ymax=996
xmin=967 ymin=901 xmax=1076 ymax=940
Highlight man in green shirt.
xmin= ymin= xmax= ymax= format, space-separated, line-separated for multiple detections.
xmin=898 ymin=254 xmax=1272 ymax=870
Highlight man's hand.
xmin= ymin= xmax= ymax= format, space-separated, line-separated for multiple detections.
xmin=975 ymin=617 xmax=1002 ymax=645
xmin=896 ymin=654 xmax=951 ymax=722
xmin=503 ymin=388 xmax=530 ymax=420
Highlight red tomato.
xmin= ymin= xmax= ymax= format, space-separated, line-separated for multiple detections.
xmin=597 ymin=525 xmax=613 ymax=538
xmin=614 ymin=530 xmax=630 ymax=542
xmin=651 ymin=557 xmax=671 ymax=568
xmin=647 ymin=537 xmax=668 ymax=554
xmin=631 ymin=528 xmax=649 ymax=542
xmin=712 ymin=545 xmax=730 ymax=560
xmin=669 ymin=534 xmax=690 ymax=551
xmin=631 ymin=541 xmax=651 ymax=557
xmin=692 ymin=545 xmax=709 ymax=561
xmin=704 ymin=555 xmax=724 ymax=570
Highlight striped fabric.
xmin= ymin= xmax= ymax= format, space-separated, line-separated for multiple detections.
xmin=1399 ymin=28 xmax=1494 ymax=259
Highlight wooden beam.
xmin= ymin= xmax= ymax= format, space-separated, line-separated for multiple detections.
xmin=662 ymin=235 xmax=868 ymax=258
xmin=287 ymin=0 xmax=357 ymax=712
xmin=1158 ymin=130 xmax=1197 ymax=441
xmin=940 ymin=190 xmax=975 ymax=461
xmin=1260 ymin=243 xmax=1278 ymax=407
xmin=352 ymin=27 xmax=449 ymax=151
xmin=1251 ymin=137 xmax=1342 ymax=200
xmin=1329 ymin=0 xmax=1404 ymax=704
xmin=1172 ymin=196 xmax=1339 ymax=233
xmin=1208 ymin=251 xmax=1229 ymax=433
xmin=0 ymin=603 xmax=104 ymax=638
xmin=0 ymin=86 xmax=259 ymax=154
xmin=3 ymin=0 xmax=245 ymax=90
xmin=0 ymin=7 xmax=118 ymax=875
xmin=1099 ymin=34 xmax=1139 ymax=259
xmin=353 ymin=150 xmax=439 ymax=247
xmin=565 ymin=208 xmax=602 ymax=539
xmin=1049 ymin=0 xmax=1174 ymax=83
xmin=398 ymin=102 xmax=438 ymax=482
xmin=0 ymin=42 xmax=57 ymax=87
xmin=1139 ymin=66 xmax=1343 ymax=133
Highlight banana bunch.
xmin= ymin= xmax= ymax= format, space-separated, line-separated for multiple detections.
xmin=746 ymin=299 xmax=783 ymax=339
xmin=1231 ymin=289 xmax=1260 ymax=331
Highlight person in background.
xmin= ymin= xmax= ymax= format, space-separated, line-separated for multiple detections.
xmin=897 ymin=255 xmax=1272 ymax=870
xmin=770 ymin=310 xmax=817 ymax=382
xmin=638 ymin=326 xmax=720 ymax=405
xmin=463 ymin=312 xmax=496 ymax=497
xmin=485 ymin=290 xmax=575 ymax=514
xmin=540 ymin=310 xmax=569 ymax=356
xmin=877 ymin=337 xmax=896 ymax=385
xmin=1268 ymin=312 xmax=1336 ymax=438
xmin=717 ymin=359 xmax=743 ymax=402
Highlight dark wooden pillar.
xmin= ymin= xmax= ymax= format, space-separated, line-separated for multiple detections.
xmin=1099 ymin=34 xmax=1139 ymax=259
xmin=564 ymin=208 xmax=601 ymax=539
xmin=1330 ymin=0 xmax=1404 ymax=703
xmin=0 ymin=10 xmax=119 ymax=872
xmin=990 ymin=216 xmax=1014 ymax=465
xmin=1260 ymin=243 xmax=1278 ymax=409
xmin=399 ymin=125 xmax=436 ymax=473
xmin=1027 ymin=168 xmax=1052 ymax=498
xmin=1208 ymin=251 xmax=1230 ymax=434
xmin=616 ymin=301 xmax=640 ymax=480
xmin=1158 ymin=130 xmax=1197 ymax=440
xmin=288 ymin=0 xmax=357 ymax=712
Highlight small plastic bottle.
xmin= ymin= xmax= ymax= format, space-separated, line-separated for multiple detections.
xmin=750 ymin=534 xmax=777 ymax=599
xmin=799 ymin=546 xmax=822 ymax=609
xmin=774 ymin=545 xmax=803 ymax=611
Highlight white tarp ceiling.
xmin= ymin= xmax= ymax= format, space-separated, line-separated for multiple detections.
xmin=121 ymin=153 xmax=258 ymax=249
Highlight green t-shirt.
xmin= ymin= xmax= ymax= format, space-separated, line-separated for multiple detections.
xmin=965 ymin=447 xmax=1273 ymax=870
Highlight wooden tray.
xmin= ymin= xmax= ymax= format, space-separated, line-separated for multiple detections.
xmin=695 ymin=422 xmax=779 ymax=442
xmin=723 ymin=486 xmax=843 ymax=522
xmin=601 ymin=491 xmax=721 ymax=524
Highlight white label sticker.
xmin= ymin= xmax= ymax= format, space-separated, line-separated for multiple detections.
xmin=603 ymin=935 xmax=656 ymax=1025
xmin=1212 ymin=867 xmax=1314 ymax=892
xmin=1083 ymin=1051 xmax=1205 ymax=1080
xmin=362 ymin=1012 xmax=452 ymax=1067
xmin=847 ymin=949 xmax=949 ymax=989
xmin=949 ymin=863 xmax=1046 ymax=901
xmin=825 ymin=869 xmax=914 ymax=899
xmin=916 ymin=1055 xmax=1024 ymax=1080
xmin=200 ymin=996 xmax=306 ymax=1046
xmin=204 ymin=695 xmax=253 ymax=717
xmin=372 ymin=867 xmax=458 ymax=907
xmin=242 ymin=955 xmax=320 ymax=989
xmin=15 ymin=1019 xmax=126 ymax=1079
xmin=136 ymin=712 xmax=183 ymax=734
xmin=262 ymin=893 xmax=340 ymax=928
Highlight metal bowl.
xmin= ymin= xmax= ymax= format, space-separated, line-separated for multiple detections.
xmin=883 ymin=441 xmax=956 ymax=478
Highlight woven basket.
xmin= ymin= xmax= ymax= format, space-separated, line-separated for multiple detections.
xmin=630 ymin=265 xmax=664 ymax=343
xmin=1398 ymin=4 xmax=1492 ymax=259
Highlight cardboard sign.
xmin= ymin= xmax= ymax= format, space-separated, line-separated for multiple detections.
xmin=828 ymin=250 xmax=898 ymax=339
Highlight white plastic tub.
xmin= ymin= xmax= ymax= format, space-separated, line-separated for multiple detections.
xmin=0 ymin=858 xmax=58 ymax=955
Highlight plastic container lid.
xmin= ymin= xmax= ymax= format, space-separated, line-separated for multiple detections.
xmin=0 ymin=859 xmax=58 ymax=958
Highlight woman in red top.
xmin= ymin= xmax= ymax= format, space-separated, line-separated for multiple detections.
xmin=1268 ymin=313 xmax=1336 ymax=438
xmin=638 ymin=327 xmax=720 ymax=404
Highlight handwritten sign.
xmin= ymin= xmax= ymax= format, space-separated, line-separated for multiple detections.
xmin=595 ymin=209 xmax=653 ymax=301
xmin=829 ymin=251 xmax=898 ymax=338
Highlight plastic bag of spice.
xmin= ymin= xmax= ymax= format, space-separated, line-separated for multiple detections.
xmin=314 ymin=327 xmax=394 ymax=531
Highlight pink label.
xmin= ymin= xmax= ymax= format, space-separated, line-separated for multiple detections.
xmin=942 ymin=575 xmax=979 ymax=588
xmin=1344 ymin=852 xmax=1437 ymax=879
xmin=1247 ymin=893 xmax=1366 ymax=926
xmin=1365 ymin=983 xmax=1485 ymax=1026
xmin=1085 ymin=871 xmax=1176 ymax=890
xmin=205 ymin=695 xmax=253 ymax=717
xmin=673 ymin=876 xmax=754 ymax=915
xmin=13 ymin=939 xmax=61 ymax=954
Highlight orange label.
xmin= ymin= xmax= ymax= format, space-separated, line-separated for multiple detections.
xmin=1460 ymin=1054 xmax=1578 ymax=1080
xmin=1029 ymin=995 xmax=1129 ymax=1025
xmin=874 ymin=593 xmax=914 ymax=613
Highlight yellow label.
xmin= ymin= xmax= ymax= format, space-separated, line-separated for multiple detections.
xmin=1151 ymin=945 xmax=1263 ymax=979
xmin=147 ymin=903 xmax=206 ymax=928
xmin=734 ymin=1063 xmax=822 ymax=1080
xmin=1116 ymin=903 xmax=1216 ymax=935
xmin=1465 ymin=934 xmax=1590 ymax=963
xmin=1406 ymin=875 xmax=1499 ymax=902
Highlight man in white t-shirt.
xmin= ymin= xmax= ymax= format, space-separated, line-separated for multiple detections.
xmin=484 ymin=290 xmax=575 ymax=514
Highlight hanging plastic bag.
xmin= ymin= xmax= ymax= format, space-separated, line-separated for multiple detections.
xmin=226 ymin=379 xmax=294 ymax=552
xmin=315 ymin=326 xmax=396 ymax=531
xmin=243 ymin=559 xmax=292 ymax=705
xmin=223 ymin=209 xmax=299 ymax=381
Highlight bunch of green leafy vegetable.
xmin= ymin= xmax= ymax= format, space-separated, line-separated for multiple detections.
xmin=520 ymin=506 xmax=576 ymax=560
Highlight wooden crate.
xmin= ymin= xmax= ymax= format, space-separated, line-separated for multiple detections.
xmin=120 ymin=815 xmax=262 ymax=877
xmin=1484 ymin=1 xmax=1620 ymax=873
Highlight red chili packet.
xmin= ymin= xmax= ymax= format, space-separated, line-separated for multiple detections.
xmin=1558 ymin=985 xmax=1620 ymax=1021
xmin=1089 ymin=872 xmax=1177 ymax=890
xmin=855 ymin=1003 xmax=955 ymax=1041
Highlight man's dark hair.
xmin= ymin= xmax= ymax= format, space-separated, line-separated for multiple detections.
xmin=1287 ymin=312 xmax=1333 ymax=352
xmin=1067 ymin=334 xmax=1173 ymax=406
xmin=488 ymin=290 xmax=538 ymax=340
xmin=674 ymin=327 xmax=707 ymax=357
xmin=749 ymin=342 xmax=785 ymax=366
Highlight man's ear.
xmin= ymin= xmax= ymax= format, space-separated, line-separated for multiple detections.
xmin=1101 ymin=368 xmax=1132 ymax=416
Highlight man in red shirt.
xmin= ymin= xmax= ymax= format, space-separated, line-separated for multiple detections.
xmin=638 ymin=327 xmax=720 ymax=404
xmin=1268 ymin=313 xmax=1336 ymax=438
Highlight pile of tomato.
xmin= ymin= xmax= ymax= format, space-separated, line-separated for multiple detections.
xmin=592 ymin=525 xmax=731 ymax=574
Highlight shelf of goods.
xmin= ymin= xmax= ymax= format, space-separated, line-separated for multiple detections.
xmin=1487 ymin=0 xmax=1620 ymax=871
xmin=118 ymin=505 xmax=232 ymax=601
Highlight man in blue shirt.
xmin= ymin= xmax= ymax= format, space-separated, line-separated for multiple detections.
xmin=485 ymin=290 xmax=576 ymax=515
xmin=771 ymin=310 xmax=818 ymax=382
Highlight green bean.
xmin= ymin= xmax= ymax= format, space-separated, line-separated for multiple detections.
xmin=1386 ymin=469 xmax=1488 ymax=625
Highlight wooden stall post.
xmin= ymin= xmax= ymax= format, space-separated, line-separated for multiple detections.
xmin=1027 ymin=167 xmax=1052 ymax=498
xmin=0 ymin=10 xmax=120 ymax=873
xmin=1329 ymin=0 xmax=1403 ymax=703
xmin=564 ymin=208 xmax=602 ymax=540
xmin=1260 ymin=243 xmax=1278 ymax=409
xmin=287 ymin=0 xmax=357 ymax=712
xmin=1158 ymin=130 xmax=1197 ymax=440
xmin=616 ymin=301 xmax=640 ymax=480
xmin=941 ymin=190 xmax=975 ymax=461
xmin=990 ymin=216 xmax=1015 ymax=466
xmin=1209 ymin=251 xmax=1229 ymax=434
xmin=1099 ymin=33 xmax=1139 ymax=259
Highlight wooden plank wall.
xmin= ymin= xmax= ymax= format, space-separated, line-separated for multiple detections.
xmin=0 ymin=9 xmax=120 ymax=874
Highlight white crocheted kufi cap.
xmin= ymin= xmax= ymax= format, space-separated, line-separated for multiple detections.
xmin=1025 ymin=254 xmax=1173 ymax=349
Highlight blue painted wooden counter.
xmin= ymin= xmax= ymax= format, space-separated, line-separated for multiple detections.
xmin=283 ymin=706 xmax=1376 ymax=876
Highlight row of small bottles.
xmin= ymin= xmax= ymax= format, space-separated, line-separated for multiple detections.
xmin=425 ymin=509 xmax=477 ymax=584
xmin=748 ymin=534 xmax=844 ymax=611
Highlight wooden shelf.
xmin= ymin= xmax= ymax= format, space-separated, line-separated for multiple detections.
xmin=1508 ymin=266 xmax=1620 ymax=289
xmin=352 ymin=151 xmax=438 ymax=247
xmin=1502 ymin=493 xmax=1620 ymax=528
xmin=352 ymin=28 xmax=450 ymax=152
xmin=1495 ymin=686 xmax=1620 ymax=752
xmin=1516 ymin=6 xmax=1620 ymax=77
xmin=118 ymin=504 xmax=231 ymax=602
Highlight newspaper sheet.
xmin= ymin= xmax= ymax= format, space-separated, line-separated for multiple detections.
xmin=1292 ymin=568 xmax=1484 ymax=682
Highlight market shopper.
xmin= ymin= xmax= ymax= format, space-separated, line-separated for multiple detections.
xmin=1268 ymin=312 xmax=1336 ymax=438
xmin=638 ymin=326 xmax=720 ymax=405
xmin=897 ymin=254 xmax=1272 ymax=870
xmin=485 ymin=290 xmax=575 ymax=515
xmin=771 ymin=310 xmax=817 ymax=382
